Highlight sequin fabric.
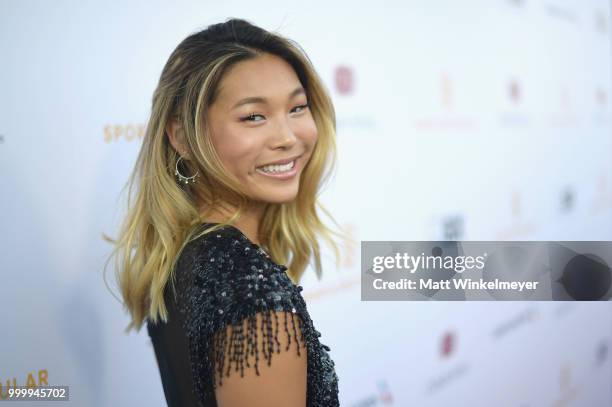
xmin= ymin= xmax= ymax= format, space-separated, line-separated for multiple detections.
xmin=147 ymin=223 xmax=340 ymax=407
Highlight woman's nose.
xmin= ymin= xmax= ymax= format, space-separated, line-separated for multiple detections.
xmin=272 ymin=118 xmax=298 ymax=148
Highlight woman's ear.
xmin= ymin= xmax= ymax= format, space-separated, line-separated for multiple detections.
xmin=166 ymin=118 xmax=190 ymax=159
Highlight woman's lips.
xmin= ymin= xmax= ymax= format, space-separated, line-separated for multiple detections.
xmin=257 ymin=154 xmax=302 ymax=167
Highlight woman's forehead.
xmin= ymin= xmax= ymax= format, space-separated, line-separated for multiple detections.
xmin=214 ymin=56 xmax=304 ymax=111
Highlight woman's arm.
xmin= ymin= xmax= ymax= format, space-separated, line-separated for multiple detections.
xmin=213 ymin=311 xmax=307 ymax=407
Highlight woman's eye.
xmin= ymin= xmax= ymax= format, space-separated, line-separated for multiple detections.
xmin=291 ymin=103 xmax=309 ymax=113
xmin=240 ymin=113 xmax=265 ymax=122
xmin=240 ymin=104 xmax=309 ymax=122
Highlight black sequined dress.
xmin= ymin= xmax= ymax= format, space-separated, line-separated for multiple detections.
xmin=147 ymin=223 xmax=340 ymax=406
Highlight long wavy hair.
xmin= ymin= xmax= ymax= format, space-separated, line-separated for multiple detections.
xmin=103 ymin=18 xmax=350 ymax=333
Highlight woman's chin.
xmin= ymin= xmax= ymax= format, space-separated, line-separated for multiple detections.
xmin=252 ymin=185 xmax=300 ymax=204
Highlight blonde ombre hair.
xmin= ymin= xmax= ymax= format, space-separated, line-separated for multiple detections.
xmin=104 ymin=18 xmax=350 ymax=333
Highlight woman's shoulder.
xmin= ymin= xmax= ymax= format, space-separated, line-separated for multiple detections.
xmin=177 ymin=223 xmax=247 ymax=270
xmin=174 ymin=223 xmax=303 ymax=319
xmin=178 ymin=223 xmax=289 ymax=281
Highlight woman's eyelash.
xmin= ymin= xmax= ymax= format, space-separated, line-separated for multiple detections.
xmin=240 ymin=104 xmax=309 ymax=122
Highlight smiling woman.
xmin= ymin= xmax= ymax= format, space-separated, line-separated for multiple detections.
xmin=104 ymin=17 xmax=349 ymax=407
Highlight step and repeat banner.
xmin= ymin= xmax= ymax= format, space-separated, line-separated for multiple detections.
xmin=1 ymin=0 xmax=611 ymax=406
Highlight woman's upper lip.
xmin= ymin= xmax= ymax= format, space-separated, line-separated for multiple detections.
xmin=258 ymin=154 xmax=302 ymax=167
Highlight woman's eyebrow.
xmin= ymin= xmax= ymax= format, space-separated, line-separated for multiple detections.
xmin=231 ymin=86 xmax=305 ymax=110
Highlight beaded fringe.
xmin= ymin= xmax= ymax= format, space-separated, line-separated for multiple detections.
xmin=211 ymin=309 xmax=305 ymax=387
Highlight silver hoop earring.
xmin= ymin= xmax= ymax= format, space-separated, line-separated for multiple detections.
xmin=175 ymin=156 xmax=199 ymax=184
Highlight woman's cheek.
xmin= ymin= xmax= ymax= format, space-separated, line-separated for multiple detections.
xmin=303 ymin=118 xmax=318 ymax=145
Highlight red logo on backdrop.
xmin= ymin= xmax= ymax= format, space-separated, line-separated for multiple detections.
xmin=441 ymin=331 xmax=455 ymax=358
xmin=509 ymin=79 xmax=521 ymax=104
xmin=334 ymin=65 xmax=354 ymax=95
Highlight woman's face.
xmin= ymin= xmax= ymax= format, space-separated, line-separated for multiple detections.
xmin=207 ymin=53 xmax=318 ymax=204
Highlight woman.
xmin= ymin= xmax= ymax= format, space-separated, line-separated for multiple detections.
xmin=105 ymin=18 xmax=348 ymax=407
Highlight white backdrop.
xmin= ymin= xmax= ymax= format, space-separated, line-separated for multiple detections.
xmin=1 ymin=0 xmax=611 ymax=406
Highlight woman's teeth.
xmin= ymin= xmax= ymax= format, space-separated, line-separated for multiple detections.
xmin=257 ymin=160 xmax=295 ymax=174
